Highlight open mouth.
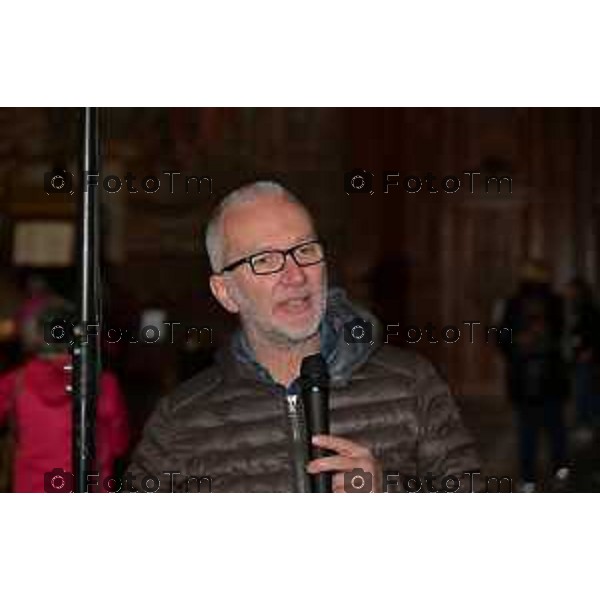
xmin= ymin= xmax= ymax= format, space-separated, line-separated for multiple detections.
xmin=276 ymin=293 xmax=312 ymax=316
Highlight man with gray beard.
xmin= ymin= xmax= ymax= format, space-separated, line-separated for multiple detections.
xmin=126 ymin=181 xmax=479 ymax=492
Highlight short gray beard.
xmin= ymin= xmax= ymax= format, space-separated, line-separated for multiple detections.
xmin=245 ymin=316 xmax=321 ymax=348
xmin=232 ymin=276 xmax=328 ymax=350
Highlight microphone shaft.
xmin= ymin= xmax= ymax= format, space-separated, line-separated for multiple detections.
xmin=305 ymin=385 xmax=331 ymax=493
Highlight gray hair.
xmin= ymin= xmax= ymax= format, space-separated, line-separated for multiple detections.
xmin=205 ymin=181 xmax=306 ymax=272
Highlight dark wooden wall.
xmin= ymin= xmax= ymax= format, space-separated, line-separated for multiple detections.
xmin=1 ymin=108 xmax=598 ymax=398
xmin=344 ymin=108 xmax=598 ymax=394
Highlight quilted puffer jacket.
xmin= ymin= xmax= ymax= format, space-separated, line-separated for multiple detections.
xmin=126 ymin=288 xmax=479 ymax=492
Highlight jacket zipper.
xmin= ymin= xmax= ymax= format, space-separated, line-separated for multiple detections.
xmin=286 ymin=393 xmax=310 ymax=493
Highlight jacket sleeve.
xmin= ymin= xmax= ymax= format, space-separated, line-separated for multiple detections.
xmin=415 ymin=356 xmax=483 ymax=493
xmin=97 ymin=372 xmax=130 ymax=466
xmin=123 ymin=392 xmax=184 ymax=493
xmin=125 ymin=367 xmax=220 ymax=493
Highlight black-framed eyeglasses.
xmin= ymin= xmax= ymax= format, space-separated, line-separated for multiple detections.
xmin=219 ymin=240 xmax=326 ymax=276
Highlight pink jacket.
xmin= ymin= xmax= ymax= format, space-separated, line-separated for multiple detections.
xmin=0 ymin=355 xmax=129 ymax=492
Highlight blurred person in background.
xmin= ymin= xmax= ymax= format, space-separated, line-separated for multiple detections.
xmin=0 ymin=299 xmax=129 ymax=492
xmin=0 ymin=269 xmax=29 ymax=371
xmin=563 ymin=277 xmax=600 ymax=444
xmin=13 ymin=274 xmax=57 ymax=343
xmin=497 ymin=260 xmax=570 ymax=492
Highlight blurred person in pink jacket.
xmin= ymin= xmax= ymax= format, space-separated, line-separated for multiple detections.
xmin=0 ymin=300 xmax=129 ymax=492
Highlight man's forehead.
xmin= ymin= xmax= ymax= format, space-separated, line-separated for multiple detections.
xmin=222 ymin=194 xmax=315 ymax=254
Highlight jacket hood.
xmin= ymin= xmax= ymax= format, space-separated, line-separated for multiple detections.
xmin=323 ymin=287 xmax=384 ymax=385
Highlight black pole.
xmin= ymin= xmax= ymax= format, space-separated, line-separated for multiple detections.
xmin=71 ymin=107 xmax=101 ymax=492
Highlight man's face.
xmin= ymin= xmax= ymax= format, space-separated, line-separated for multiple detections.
xmin=211 ymin=194 xmax=328 ymax=346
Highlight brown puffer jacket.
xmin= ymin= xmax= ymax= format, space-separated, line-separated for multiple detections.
xmin=126 ymin=288 xmax=480 ymax=492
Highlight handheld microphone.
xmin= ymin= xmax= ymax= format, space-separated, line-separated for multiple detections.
xmin=300 ymin=353 xmax=331 ymax=493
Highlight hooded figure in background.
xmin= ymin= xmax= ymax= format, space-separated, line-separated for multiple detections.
xmin=0 ymin=299 xmax=129 ymax=492
xmin=497 ymin=260 xmax=569 ymax=491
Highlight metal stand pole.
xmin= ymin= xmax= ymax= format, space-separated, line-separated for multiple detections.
xmin=71 ymin=107 xmax=101 ymax=492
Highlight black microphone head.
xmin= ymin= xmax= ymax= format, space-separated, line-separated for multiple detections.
xmin=300 ymin=353 xmax=329 ymax=390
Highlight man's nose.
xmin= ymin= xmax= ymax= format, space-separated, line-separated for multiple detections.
xmin=280 ymin=255 xmax=308 ymax=284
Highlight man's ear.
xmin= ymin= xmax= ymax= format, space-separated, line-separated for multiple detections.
xmin=209 ymin=274 xmax=240 ymax=314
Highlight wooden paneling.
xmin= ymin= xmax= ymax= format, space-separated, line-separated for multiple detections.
xmin=346 ymin=107 xmax=591 ymax=394
xmin=1 ymin=107 xmax=597 ymax=396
